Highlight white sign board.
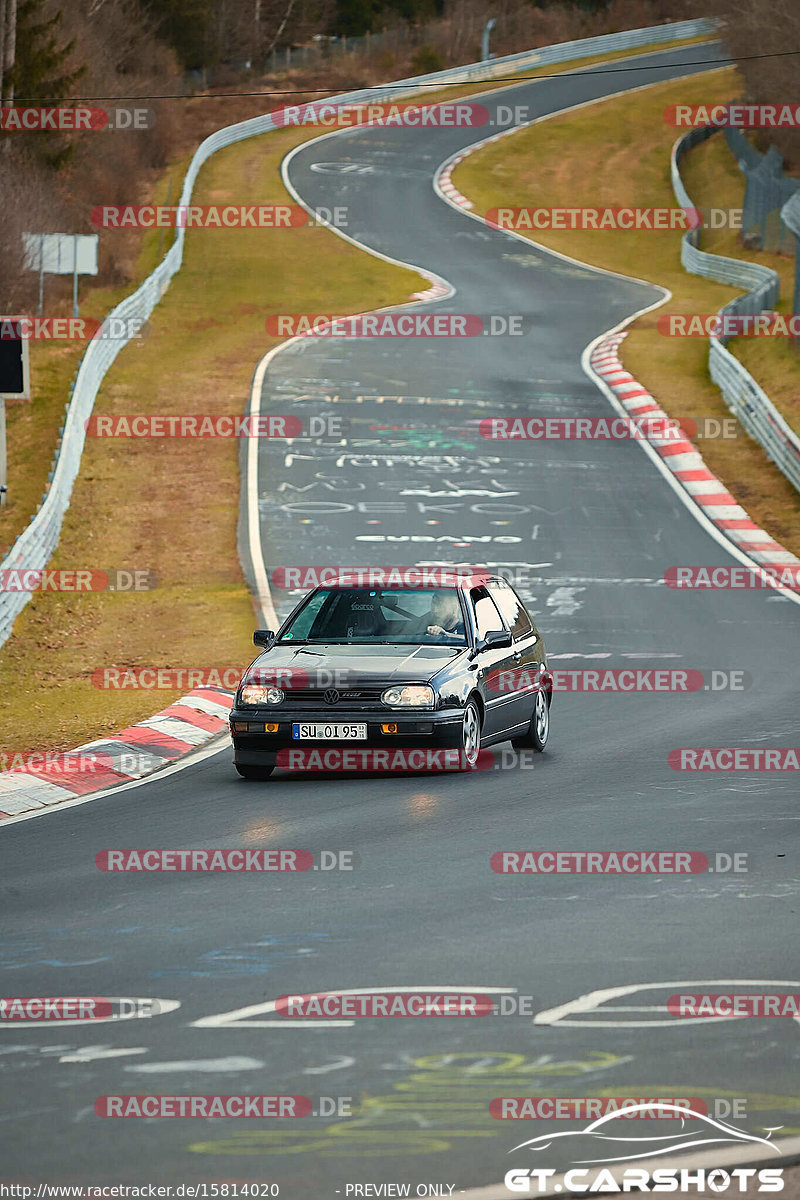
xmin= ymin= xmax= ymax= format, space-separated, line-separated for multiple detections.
xmin=22 ymin=233 xmax=99 ymax=276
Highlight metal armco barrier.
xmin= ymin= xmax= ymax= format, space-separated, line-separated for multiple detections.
xmin=781 ymin=191 xmax=800 ymax=323
xmin=724 ymin=126 xmax=800 ymax=254
xmin=671 ymin=127 xmax=800 ymax=494
xmin=0 ymin=17 xmax=717 ymax=648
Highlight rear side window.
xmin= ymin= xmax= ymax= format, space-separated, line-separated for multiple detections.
xmin=470 ymin=588 xmax=506 ymax=639
xmin=488 ymin=581 xmax=533 ymax=640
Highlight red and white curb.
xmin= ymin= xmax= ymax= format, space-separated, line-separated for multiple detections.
xmin=409 ymin=280 xmax=451 ymax=302
xmin=0 ymin=686 xmax=233 ymax=818
xmin=437 ymin=112 xmax=542 ymax=212
xmin=591 ymin=332 xmax=800 ymax=570
xmin=437 ymin=153 xmax=474 ymax=210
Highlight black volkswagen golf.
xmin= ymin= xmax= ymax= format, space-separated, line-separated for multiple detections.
xmin=229 ymin=573 xmax=552 ymax=779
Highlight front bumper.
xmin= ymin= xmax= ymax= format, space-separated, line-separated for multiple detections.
xmin=230 ymin=705 xmax=463 ymax=767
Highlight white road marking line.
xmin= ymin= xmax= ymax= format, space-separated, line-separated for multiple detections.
xmin=192 ymin=984 xmax=516 ymax=1029
xmin=125 ymin=1056 xmax=264 ymax=1073
xmin=532 ymin=979 xmax=800 ymax=1028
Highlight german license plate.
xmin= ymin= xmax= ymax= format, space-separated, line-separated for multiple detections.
xmin=292 ymin=723 xmax=368 ymax=740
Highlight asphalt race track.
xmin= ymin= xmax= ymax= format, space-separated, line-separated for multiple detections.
xmin=2 ymin=40 xmax=799 ymax=1194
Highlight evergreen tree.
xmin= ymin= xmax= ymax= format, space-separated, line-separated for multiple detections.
xmin=139 ymin=0 xmax=216 ymax=70
xmin=8 ymin=0 xmax=84 ymax=101
xmin=2 ymin=0 xmax=85 ymax=166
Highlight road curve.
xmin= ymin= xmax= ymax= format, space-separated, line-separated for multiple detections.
xmin=2 ymin=40 xmax=799 ymax=1196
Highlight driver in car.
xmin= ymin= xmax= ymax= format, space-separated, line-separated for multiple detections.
xmin=413 ymin=590 xmax=465 ymax=640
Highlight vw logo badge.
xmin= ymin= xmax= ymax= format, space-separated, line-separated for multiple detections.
xmin=324 ymin=688 xmax=340 ymax=705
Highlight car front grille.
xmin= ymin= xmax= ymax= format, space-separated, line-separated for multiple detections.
xmin=282 ymin=686 xmax=388 ymax=710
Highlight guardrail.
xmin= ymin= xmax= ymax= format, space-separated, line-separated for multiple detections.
xmin=723 ymin=126 xmax=800 ymax=253
xmin=781 ymin=191 xmax=800 ymax=321
xmin=0 ymin=16 xmax=718 ymax=648
xmin=671 ymin=126 xmax=800 ymax=493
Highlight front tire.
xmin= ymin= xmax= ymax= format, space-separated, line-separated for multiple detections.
xmin=459 ymin=698 xmax=482 ymax=768
xmin=235 ymin=764 xmax=275 ymax=780
xmin=512 ymin=688 xmax=549 ymax=752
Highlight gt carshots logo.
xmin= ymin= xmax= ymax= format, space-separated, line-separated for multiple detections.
xmin=504 ymin=1167 xmax=784 ymax=1193
xmin=504 ymin=1104 xmax=784 ymax=1191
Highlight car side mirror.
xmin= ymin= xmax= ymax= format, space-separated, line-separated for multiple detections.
xmin=469 ymin=628 xmax=513 ymax=659
xmin=483 ymin=629 xmax=512 ymax=649
xmin=253 ymin=629 xmax=275 ymax=648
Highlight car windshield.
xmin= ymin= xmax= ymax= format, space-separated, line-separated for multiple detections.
xmin=278 ymin=587 xmax=468 ymax=645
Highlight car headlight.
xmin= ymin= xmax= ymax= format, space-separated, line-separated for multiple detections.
xmin=240 ymin=685 xmax=284 ymax=706
xmin=381 ymin=684 xmax=435 ymax=709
